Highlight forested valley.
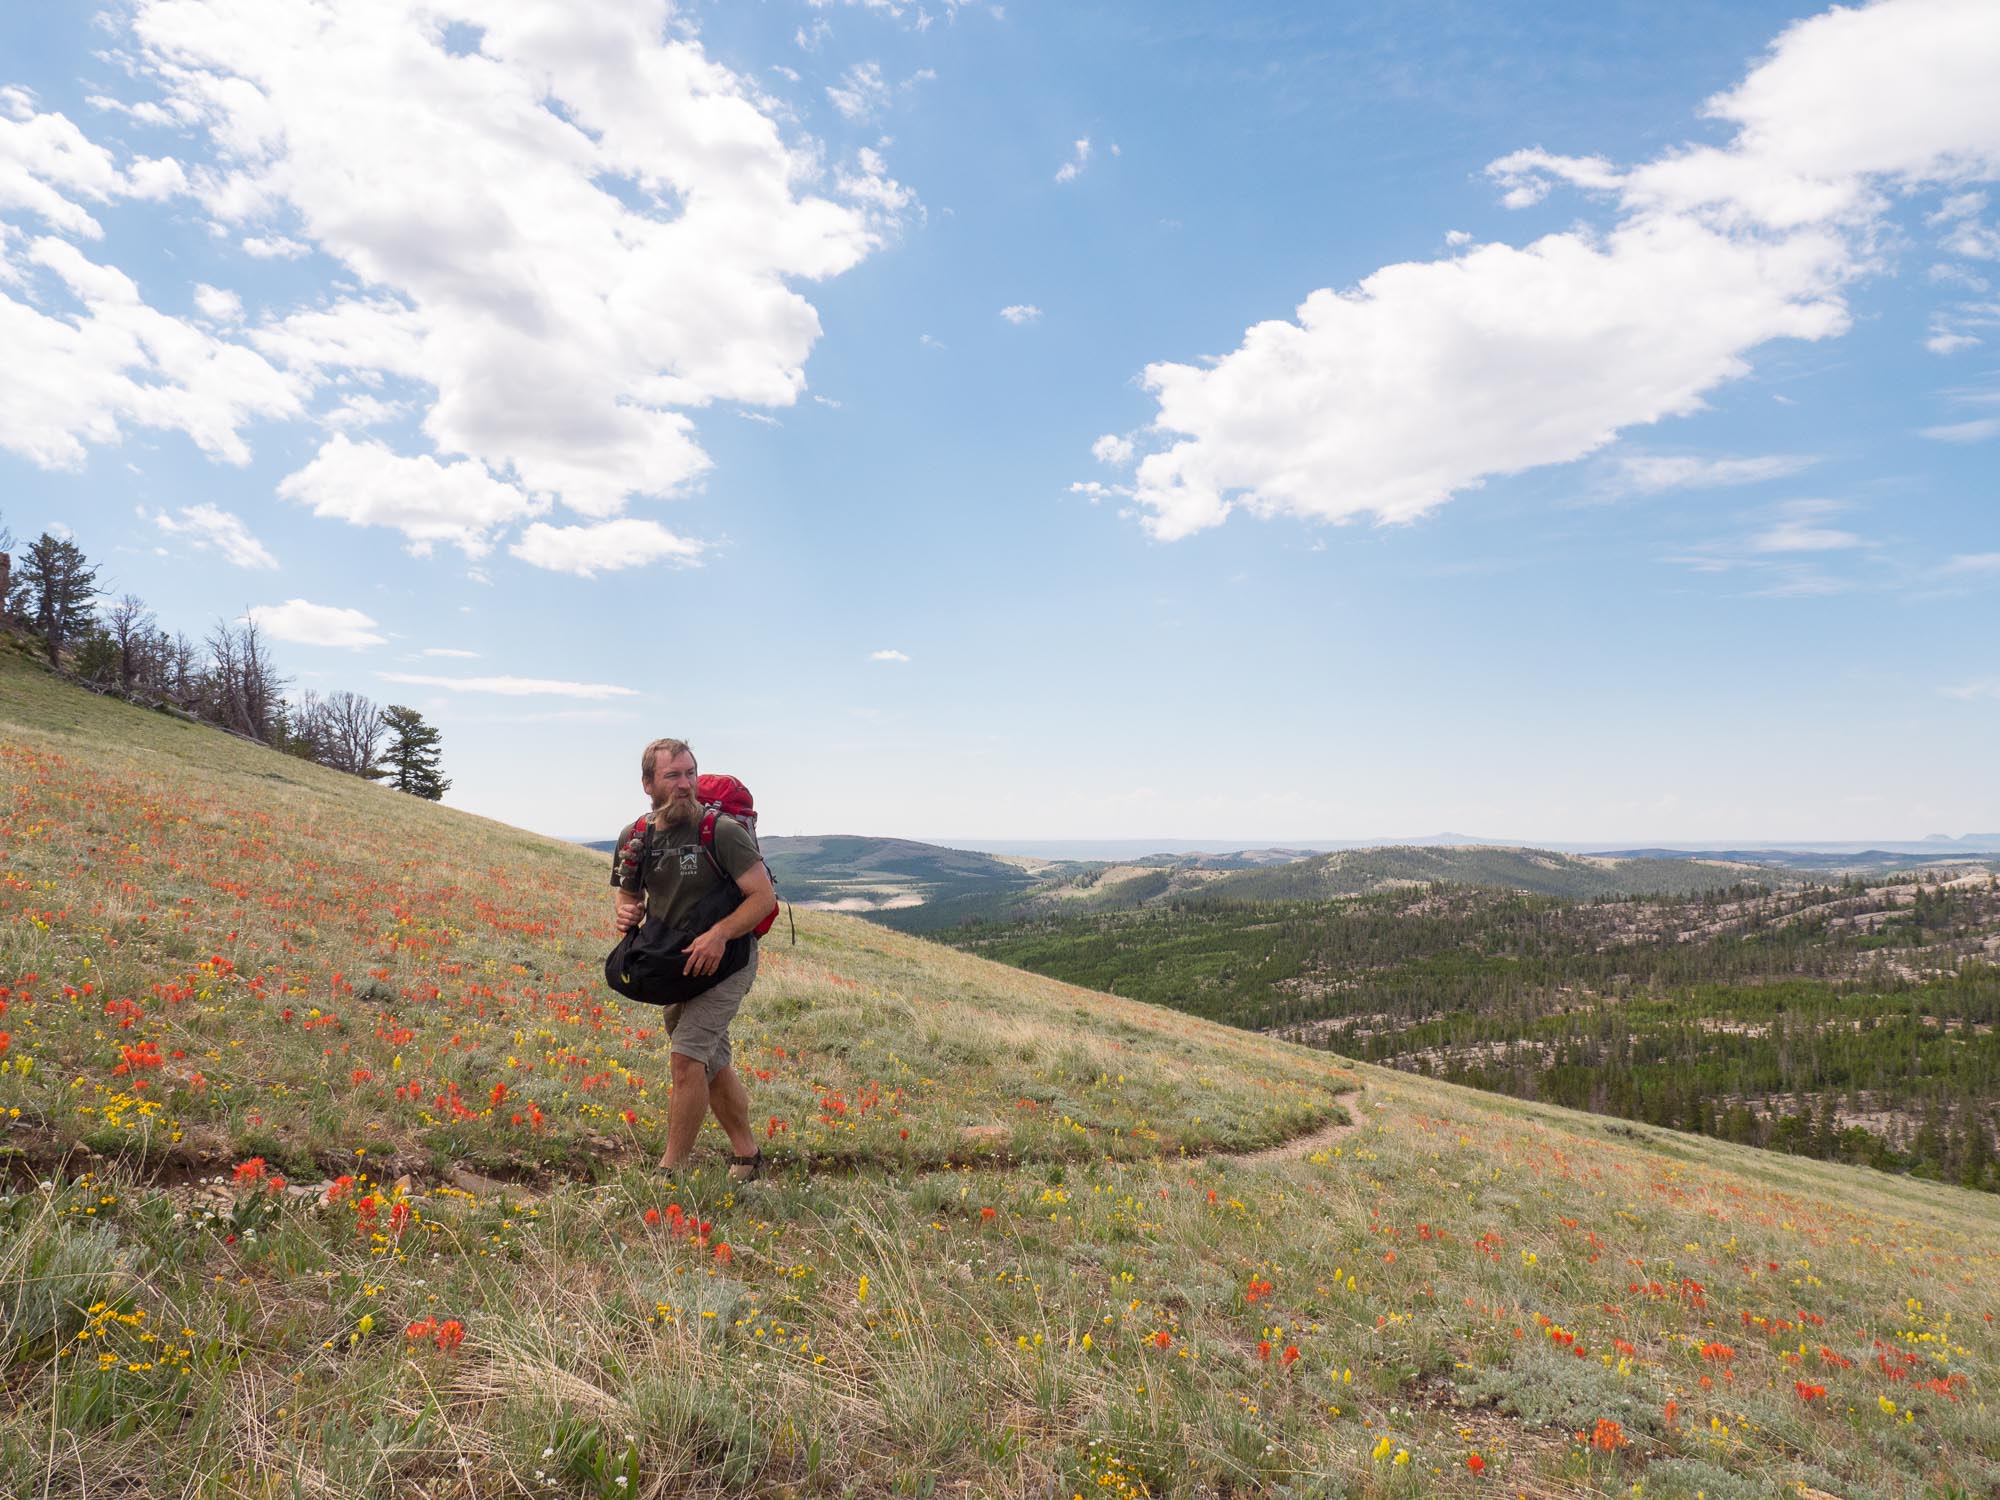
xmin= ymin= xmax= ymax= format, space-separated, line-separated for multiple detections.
xmin=945 ymin=872 xmax=2000 ymax=1191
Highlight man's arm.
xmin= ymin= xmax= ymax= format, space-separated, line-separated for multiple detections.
xmin=614 ymin=887 xmax=645 ymax=932
xmin=681 ymin=862 xmax=777 ymax=976
xmin=612 ymin=823 xmax=647 ymax=931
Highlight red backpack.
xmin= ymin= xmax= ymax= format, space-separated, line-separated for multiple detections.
xmin=617 ymin=773 xmax=783 ymax=938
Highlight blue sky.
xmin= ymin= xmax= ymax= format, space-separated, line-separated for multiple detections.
xmin=3 ymin=0 xmax=1996 ymax=846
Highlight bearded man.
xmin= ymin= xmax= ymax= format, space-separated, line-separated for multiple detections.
xmin=612 ymin=737 xmax=776 ymax=1180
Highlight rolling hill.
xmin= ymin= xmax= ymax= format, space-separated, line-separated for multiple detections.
xmin=876 ymin=841 xmax=1792 ymax=934
xmin=2 ymin=650 xmax=1995 ymax=1498
xmin=757 ymin=834 xmax=1044 ymax=911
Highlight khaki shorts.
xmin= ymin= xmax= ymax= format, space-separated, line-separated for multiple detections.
xmin=663 ymin=942 xmax=756 ymax=1082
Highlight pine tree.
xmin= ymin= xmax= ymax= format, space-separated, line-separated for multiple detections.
xmin=20 ymin=532 xmax=99 ymax=666
xmin=381 ymin=705 xmax=449 ymax=800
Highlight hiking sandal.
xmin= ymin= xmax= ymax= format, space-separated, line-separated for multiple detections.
xmin=727 ymin=1150 xmax=762 ymax=1184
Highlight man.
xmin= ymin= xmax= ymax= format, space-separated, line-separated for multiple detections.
xmin=612 ymin=737 xmax=776 ymax=1181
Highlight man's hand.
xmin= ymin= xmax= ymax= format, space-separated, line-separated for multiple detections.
xmin=615 ymin=893 xmax=645 ymax=932
xmin=682 ymin=927 xmax=729 ymax=977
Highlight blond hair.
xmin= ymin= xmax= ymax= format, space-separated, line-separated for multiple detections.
xmin=640 ymin=737 xmax=694 ymax=780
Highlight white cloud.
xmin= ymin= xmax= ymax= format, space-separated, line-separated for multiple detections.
xmin=420 ymin=647 xmax=480 ymax=658
xmin=1127 ymin=219 xmax=1850 ymax=539
xmin=147 ymin=501 xmax=278 ymax=568
xmin=323 ymin=393 xmax=408 ymax=431
xmin=1109 ymin=0 xmax=2000 ymax=541
xmin=0 ymin=235 xmax=303 ymax=469
xmin=919 ymin=332 xmax=946 ymax=350
xmin=376 ymin=671 xmax=637 ymax=699
xmin=277 ymin=434 xmax=540 ymax=555
xmin=193 ymin=283 xmax=242 ymax=322
xmin=1943 ymin=677 xmax=2000 ymax=701
xmin=999 ymin=303 xmax=1042 ymax=324
xmin=1931 ymin=261 xmax=1991 ymax=289
xmin=240 ymin=234 xmax=308 ymax=258
xmin=1091 ymin=433 xmax=1135 ymax=466
xmin=1745 ymin=500 xmax=1864 ymax=553
xmin=1054 ymin=137 xmax=1091 ymax=184
xmin=869 ymin=648 xmax=910 ymax=662
xmin=1485 ymin=149 xmax=1624 ymax=209
xmin=1928 ymin=331 xmax=1982 ymax=354
xmin=1931 ymin=191 xmax=2000 ymax=258
xmin=244 ymin=598 xmax=385 ymax=648
xmin=827 ymin=62 xmax=888 ymax=122
xmin=508 ymin=518 xmax=703 ymax=577
xmin=1614 ymin=452 xmax=1819 ymax=492
xmin=15 ymin=1 xmax=906 ymax=542
xmin=1666 ymin=501 xmax=1878 ymax=594
xmin=1941 ymin=551 xmax=2000 ymax=573
xmin=0 ymin=93 xmax=148 ymax=239
xmin=1068 ymin=479 xmax=1126 ymax=504
xmin=1921 ymin=416 xmax=2000 ymax=442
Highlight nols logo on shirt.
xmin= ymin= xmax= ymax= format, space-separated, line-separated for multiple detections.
xmin=644 ymin=843 xmax=702 ymax=876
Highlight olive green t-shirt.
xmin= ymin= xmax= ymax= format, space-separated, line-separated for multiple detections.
xmin=609 ymin=813 xmax=762 ymax=932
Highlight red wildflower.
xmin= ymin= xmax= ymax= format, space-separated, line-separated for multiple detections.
xmin=1795 ymin=1382 xmax=1826 ymax=1401
xmin=1258 ymin=1340 xmax=1272 ymax=1361
xmin=1590 ymin=1419 xmax=1627 ymax=1452
xmin=1152 ymin=1330 xmax=1172 ymax=1349
xmin=643 ymin=1207 xmax=661 ymax=1226
xmin=1281 ymin=1345 xmax=1299 ymax=1366
xmin=1467 ymin=1453 xmax=1486 ymax=1474
xmin=232 ymin=1157 xmax=267 ymax=1184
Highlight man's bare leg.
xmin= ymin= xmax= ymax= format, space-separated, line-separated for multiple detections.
xmin=661 ymin=1053 xmax=710 ymax=1169
xmin=707 ymin=1064 xmax=757 ymax=1159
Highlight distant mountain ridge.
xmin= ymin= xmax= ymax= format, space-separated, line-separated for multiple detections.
xmin=866 ymin=840 xmax=1800 ymax=934
xmin=567 ymin=828 xmax=1997 ymax=919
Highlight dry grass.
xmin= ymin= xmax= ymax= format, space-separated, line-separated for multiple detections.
xmin=3 ymin=654 xmax=1998 ymax=1497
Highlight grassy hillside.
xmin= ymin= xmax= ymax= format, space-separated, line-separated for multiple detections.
xmin=2 ymin=652 xmax=1996 ymax=1499
xmin=946 ymin=878 xmax=2000 ymax=1189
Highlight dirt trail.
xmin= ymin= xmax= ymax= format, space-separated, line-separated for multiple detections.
xmin=1209 ymin=1090 xmax=1368 ymax=1167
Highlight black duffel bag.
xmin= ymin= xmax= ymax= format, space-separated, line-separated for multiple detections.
xmin=604 ymin=882 xmax=749 ymax=1007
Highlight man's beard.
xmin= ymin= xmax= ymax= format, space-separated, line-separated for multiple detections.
xmin=654 ymin=787 xmax=700 ymax=823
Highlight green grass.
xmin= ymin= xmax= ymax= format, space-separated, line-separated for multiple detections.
xmin=2 ymin=649 xmax=1997 ymax=1498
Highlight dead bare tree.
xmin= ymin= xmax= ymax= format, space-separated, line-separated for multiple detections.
xmin=201 ymin=618 xmax=286 ymax=742
xmin=202 ymin=619 xmax=244 ymax=731
xmin=286 ymin=689 xmax=335 ymax=762
xmin=325 ymin=690 xmax=386 ymax=777
xmin=237 ymin=617 xmax=285 ymax=742
xmin=165 ymin=631 xmax=201 ymax=709
xmin=106 ymin=594 xmax=154 ymax=694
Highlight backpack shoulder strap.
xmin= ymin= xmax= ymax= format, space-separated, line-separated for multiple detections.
xmin=698 ymin=808 xmax=733 ymax=883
